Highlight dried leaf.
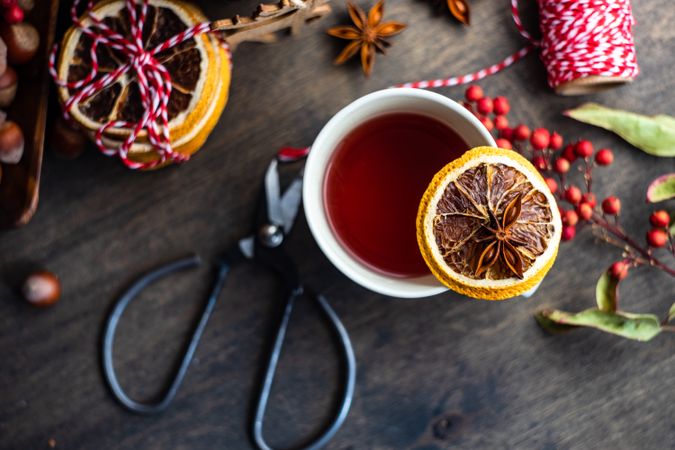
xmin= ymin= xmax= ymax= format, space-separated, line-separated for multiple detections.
xmin=538 ymin=308 xmax=662 ymax=342
xmin=646 ymin=173 xmax=675 ymax=203
xmin=596 ymin=271 xmax=618 ymax=312
xmin=564 ymin=103 xmax=675 ymax=157
xmin=447 ymin=0 xmax=470 ymax=25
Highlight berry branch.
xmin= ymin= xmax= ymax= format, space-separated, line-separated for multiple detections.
xmin=461 ymin=84 xmax=675 ymax=341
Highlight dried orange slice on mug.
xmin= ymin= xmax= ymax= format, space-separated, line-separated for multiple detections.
xmin=55 ymin=0 xmax=231 ymax=168
xmin=417 ymin=147 xmax=562 ymax=300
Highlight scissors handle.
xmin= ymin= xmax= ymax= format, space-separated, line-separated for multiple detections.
xmin=253 ymin=287 xmax=356 ymax=450
xmin=102 ymin=255 xmax=230 ymax=415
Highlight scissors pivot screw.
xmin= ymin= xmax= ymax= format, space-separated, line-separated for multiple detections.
xmin=259 ymin=224 xmax=284 ymax=248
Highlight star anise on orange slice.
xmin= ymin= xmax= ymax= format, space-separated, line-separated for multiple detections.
xmin=474 ymin=193 xmax=528 ymax=279
xmin=417 ymin=147 xmax=562 ymax=300
xmin=326 ymin=0 xmax=406 ymax=76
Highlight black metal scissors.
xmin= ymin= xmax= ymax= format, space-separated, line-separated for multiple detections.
xmin=102 ymin=156 xmax=356 ymax=450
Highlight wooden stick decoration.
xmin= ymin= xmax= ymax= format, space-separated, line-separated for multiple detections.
xmin=212 ymin=0 xmax=332 ymax=50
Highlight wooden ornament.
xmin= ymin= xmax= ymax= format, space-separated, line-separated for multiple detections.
xmin=214 ymin=0 xmax=332 ymax=50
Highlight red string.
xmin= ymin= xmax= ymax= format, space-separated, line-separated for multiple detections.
xmin=278 ymin=146 xmax=310 ymax=162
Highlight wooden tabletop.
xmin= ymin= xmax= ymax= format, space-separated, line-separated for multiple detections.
xmin=1 ymin=1 xmax=674 ymax=449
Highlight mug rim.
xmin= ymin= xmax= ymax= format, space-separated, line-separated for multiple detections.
xmin=303 ymin=88 xmax=497 ymax=298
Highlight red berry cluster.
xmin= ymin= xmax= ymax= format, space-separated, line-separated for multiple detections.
xmin=463 ymin=85 xmax=514 ymax=149
xmin=463 ymin=85 xmax=617 ymax=241
xmin=463 ymin=84 xmax=675 ymax=283
xmin=0 ymin=0 xmax=23 ymax=24
xmin=546 ymin=138 xmax=618 ymax=242
xmin=647 ymin=211 xmax=670 ymax=248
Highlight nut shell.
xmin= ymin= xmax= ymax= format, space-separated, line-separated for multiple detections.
xmin=0 ymin=37 xmax=7 ymax=78
xmin=0 ymin=66 xmax=17 ymax=107
xmin=1 ymin=23 xmax=40 ymax=65
xmin=17 ymin=0 xmax=35 ymax=11
xmin=0 ymin=120 xmax=24 ymax=164
xmin=22 ymin=271 xmax=61 ymax=307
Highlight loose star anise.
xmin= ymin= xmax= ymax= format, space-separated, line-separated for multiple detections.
xmin=326 ymin=1 xmax=406 ymax=77
xmin=447 ymin=0 xmax=470 ymax=25
xmin=431 ymin=0 xmax=470 ymax=25
xmin=474 ymin=193 xmax=527 ymax=279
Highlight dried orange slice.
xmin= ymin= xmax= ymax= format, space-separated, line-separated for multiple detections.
xmin=417 ymin=147 xmax=562 ymax=300
xmin=55 ymin=0 xmax=231 ymax=168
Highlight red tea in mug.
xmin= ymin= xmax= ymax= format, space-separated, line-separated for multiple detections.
xmin=324 ymin=113 xmax=469 ymax=277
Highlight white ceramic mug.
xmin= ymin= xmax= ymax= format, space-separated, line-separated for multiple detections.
xmin=303 ymin=88 xmax=497 ymax=298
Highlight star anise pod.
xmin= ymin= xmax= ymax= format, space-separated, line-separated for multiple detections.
xmin=326 ymin=1 xmax=406 ymax=77
xmin=447 ymin=0 xmax=470 ymax=25
xmin=430 ymin=0 xmax=470 ymax=25
xmin=474 ymin=193 xmax=527 ymax=279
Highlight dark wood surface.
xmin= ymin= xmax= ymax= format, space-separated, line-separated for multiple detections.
xmin=1 ymin=1 xmax=674 ymax=449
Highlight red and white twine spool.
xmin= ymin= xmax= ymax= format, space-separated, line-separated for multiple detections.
xmin=49 ymin=0 xmax=229 ymax=170
xmin=396 ymin=0 xmax=639 ymax=94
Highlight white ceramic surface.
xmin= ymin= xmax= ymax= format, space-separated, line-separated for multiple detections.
xmin=303 ymin=88 xmax=497 ymax=298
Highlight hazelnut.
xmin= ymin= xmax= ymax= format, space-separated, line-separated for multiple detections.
xmin=1 ymin=23 xmax=39 ymax=65
xmin=22 ymin=271 xmax=61 ymax=307
xmin=0 ymin=66 xmax=17 ymax=107
xmin=17 ymin=0 xmax=35 ymax=12
xmin=50 ymin=118 xmax=87 ymax=159
xmin=0 ymin=120 xmax=23 ymax=164
xmin=0 ymin=37 xmax=7 ymax=78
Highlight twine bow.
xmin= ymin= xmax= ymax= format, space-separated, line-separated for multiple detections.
xmin=49 ymin=0 xmax=224 ymax=169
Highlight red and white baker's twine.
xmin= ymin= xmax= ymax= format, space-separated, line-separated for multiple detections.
xmin=49 ymin=0 xmax=231 ymax=170
xmin=395 ymin=0 xmax=638 ymax=90
xmin=277 ymin=146 xmax=310 ymax=162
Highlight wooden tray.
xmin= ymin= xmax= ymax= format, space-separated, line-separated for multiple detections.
xmin=0 ymin=0 xmax=59 ymax=228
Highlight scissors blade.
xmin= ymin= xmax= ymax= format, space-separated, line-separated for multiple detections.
xmin=279 ymin=173 xmax=303 ymax=234
xmin=238 ymin=236 xmax=255 ymax=259
xmin=264 ymin=159 xmax=284 ymax=227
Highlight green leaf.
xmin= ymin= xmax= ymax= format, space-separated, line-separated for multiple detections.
xmin=646 ymin=173 xmax=675 ymax=202
xmin=535 ymin=309 xmax=579 ymax=334
xmin=668 ymin=303 xmax=675 ymax=323
xmin=538 ymin=308 xmax=662 ymax=342
xmin=564 ymin=103 xmax=675 ymax=157
xmin=596 ymin=272 xmax=619 ymax=312
xmin=654 ymin=115 xmax=675 ymax=128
